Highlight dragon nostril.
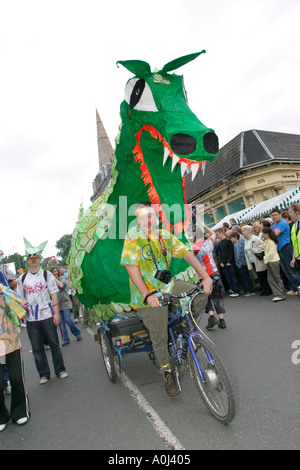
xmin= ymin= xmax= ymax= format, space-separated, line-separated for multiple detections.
xmin=170 ymin=133 xmax=197 ymax=155
xmin=203 ymin=132 xmax=219 ymax=154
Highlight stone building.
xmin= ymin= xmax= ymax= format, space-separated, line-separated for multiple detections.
xmin=91 ymin=110 xmax=114 ymax=202
xmin=185 ymin=129 xmax=300 ymax=227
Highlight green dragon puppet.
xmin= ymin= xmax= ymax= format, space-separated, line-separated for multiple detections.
xmin=67 ymin=51 xmax=219 ymax=321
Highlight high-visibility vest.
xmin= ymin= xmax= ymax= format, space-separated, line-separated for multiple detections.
xmin=291 ymin=222 xmax=300 ymax=258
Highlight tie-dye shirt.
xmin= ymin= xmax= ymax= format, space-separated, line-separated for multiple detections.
xmin=121 ymin=225 xmax=190 ymax=308
xmin=0 ymin=285 xmax=27 ymax=334
xmin=0 ymin=299 xmax=22 ymax=355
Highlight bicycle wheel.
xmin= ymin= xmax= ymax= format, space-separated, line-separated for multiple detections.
xmin=99 ymin=328 xmax=117 ymax=382
xmin=188 ymin=336 xmax=235 ymax=424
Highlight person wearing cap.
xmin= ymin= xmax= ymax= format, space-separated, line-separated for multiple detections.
xmin=17 ymin=238 xmax=68 ymax=385
xmin=121 ymin=202 xmax=212 ymax=397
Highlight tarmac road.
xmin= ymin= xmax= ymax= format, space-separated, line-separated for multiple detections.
xmin=1 ymin=293 xmax=300 ymax=451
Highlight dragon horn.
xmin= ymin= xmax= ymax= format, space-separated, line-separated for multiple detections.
xmin=161 ymin=51 xmax=206 ymax=74
xmin=116 ymin=60 xmax=151 ymax=77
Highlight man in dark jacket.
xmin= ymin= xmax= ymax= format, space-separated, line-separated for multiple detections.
xmin=215 ymin=229 xmax=240 ymax=297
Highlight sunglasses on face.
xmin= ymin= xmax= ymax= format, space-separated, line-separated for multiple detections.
xmin=27 ymin=254 xmax=39 ymax=259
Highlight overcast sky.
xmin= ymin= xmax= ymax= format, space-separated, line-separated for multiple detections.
xmin=1 ymin=0 xmax=300 ymax=260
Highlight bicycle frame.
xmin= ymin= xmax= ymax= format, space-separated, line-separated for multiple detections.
xmin=167 ymin=301 xmax=215 ymax=384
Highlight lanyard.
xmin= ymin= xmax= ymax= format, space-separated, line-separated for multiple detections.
xmin=147 ymin=234 xmax=167 ymax=270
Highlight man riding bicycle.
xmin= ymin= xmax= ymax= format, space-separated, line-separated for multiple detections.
xmin=121 ymin=202 xmax=212 ymax=397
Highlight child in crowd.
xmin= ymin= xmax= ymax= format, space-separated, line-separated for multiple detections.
xmin=215 ymin=228 xmax=240 ymax=297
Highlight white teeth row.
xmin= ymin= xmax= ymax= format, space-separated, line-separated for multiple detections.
xmin=163 ymin=147 xmax=206 ymax=181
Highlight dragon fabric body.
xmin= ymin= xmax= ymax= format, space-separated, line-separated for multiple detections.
xmin=67 ymin=51 xmax=218 ymax=321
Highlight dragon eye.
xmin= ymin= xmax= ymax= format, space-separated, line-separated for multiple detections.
xmin=130 ymin=79 xmax=145 ymax=108
xmin=125 ymin=78 xmax=158 ymax=112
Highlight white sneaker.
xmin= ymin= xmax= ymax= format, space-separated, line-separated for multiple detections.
xmin=272 ymin=297 xmax=285 ymax=302
xmin=0 ymin=423 xmax=6 ymax=432
xmin=39 ymin=377 xmax=49 ymax=385
xmin=16 ymin=417 xmax=28 ymax=426
xmin=287 ymin=290 xmax=296 ymax=295
xmin=58 ymin=371 xmax=68 ymax=379
xmin=229 ymin=293 xmax=239 ymax=298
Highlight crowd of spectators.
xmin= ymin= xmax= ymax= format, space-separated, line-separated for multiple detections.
xmin=203 ymin=204 xmax=300 ymax=304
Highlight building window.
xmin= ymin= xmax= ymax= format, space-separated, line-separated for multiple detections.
xmin=285 ymin=184 xmax=297 ymax=192
xmin=215 ymin=205 xmax=227 ymax=221
xmin=204 ymin=211 xmax=215 ymax=228
xmin=227 ymin=197 xmax=246 ymax=214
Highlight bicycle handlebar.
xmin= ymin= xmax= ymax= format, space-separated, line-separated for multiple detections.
xmin=160 ymin=284 xmax=204 ymax=303
xmin=143 ymin=280 xmax=205 ymax=306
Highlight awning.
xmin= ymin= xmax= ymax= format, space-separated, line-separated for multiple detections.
xmin=211 ymin=187 xmax=300 ymax=229
xmin=212 ymin=205 xmax=256 ymax=230
xmin=241 ymin=187 xmax=300 ymax=221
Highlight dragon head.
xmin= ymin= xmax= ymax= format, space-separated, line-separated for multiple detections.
xmin=116 ymin=51 xmax=218 ymax=232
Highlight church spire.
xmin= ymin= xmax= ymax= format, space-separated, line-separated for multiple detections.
xmin=96 ymin=109 xmax=113 ymax=169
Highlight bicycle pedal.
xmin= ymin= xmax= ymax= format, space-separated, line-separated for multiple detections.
xmin=175 ymin=377 xmax=182 ymax=393
xmin=174 ymin=369 xmax=182 ymax=393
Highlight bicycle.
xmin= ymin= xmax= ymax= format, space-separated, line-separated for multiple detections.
xmin=95 ymin=282 xmax=235 ymax=424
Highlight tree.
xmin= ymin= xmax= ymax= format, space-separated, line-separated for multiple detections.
xmin=55 ymin=234 xmax=72 ymax=264
xmin=41 ymin=257 xmax=51 ymax=270
xmin=0 ymin=252 xmax=26 ymax=271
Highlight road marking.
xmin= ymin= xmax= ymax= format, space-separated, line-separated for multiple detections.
xmin=86 ymin=327 xmax=185 ymax=450
xmin=118 ymin=369 xmax=185 ymax=450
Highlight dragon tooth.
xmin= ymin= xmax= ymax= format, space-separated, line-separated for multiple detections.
xmin=201 ymin=160 xmax=206 ymax=176
xmin=191 ymin=163 xmax=199 ymax=181
xmin=171 ymin=155 xmax=180 ymax=172
xmin=163 ymin=147 xmax=170 ymax=166
xmin=181 ymin=161 xmax=188 ymax=177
